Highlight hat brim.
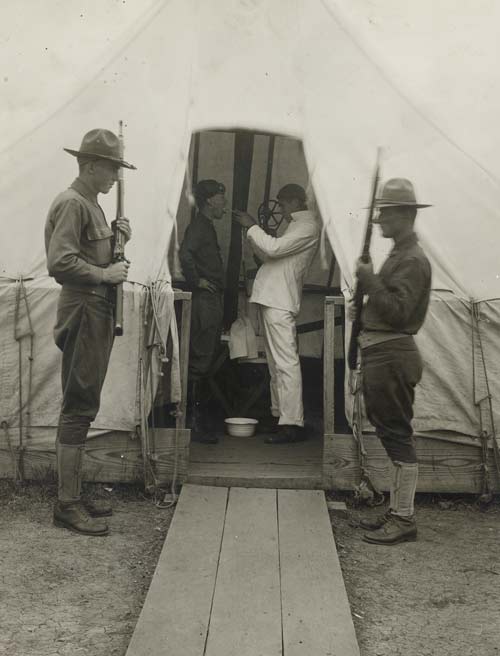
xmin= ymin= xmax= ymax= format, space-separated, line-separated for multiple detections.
xmin=64 ymin=148 xmax=136 ymax=170
xmin=364 ymin=201 xmax=432 ymax=209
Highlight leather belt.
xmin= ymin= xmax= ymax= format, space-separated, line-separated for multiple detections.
xmin=62 ymin=282 xmax=115 ymax=303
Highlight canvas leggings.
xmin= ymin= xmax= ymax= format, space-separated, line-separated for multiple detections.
xmin=54 ymin=288 xmax=115 ymax=445
xmin=361 ymin=337 xmax=423 ymax=463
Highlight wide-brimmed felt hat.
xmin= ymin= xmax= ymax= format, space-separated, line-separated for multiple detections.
xmin=64 ymin=129 xmax=136 ymax=169
xmin=373 ymin=178 xmax=431 ymax=209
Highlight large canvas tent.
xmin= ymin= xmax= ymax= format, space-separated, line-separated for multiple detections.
xmin=1 ymin=0 xmax=499 ymax=490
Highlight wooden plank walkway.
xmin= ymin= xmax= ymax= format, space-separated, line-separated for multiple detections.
xmin=126 ymin=484 xmax=359 ymax=656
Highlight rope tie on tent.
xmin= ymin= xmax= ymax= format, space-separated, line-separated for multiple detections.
xmin=350 ymin=369 xmax=384 ymax=506
xmin=471 ymin=301 xmax=500 ymax=503
xmin=140 ymin=285 xmax=165 ymax=497
xmin=1 ymin=421 xmax=22 ymax=482
xmin=12 ymin=276 xmax=35 ymax=481
xmin=137 ymin=283 xmax=180 ymax=508
xmin=149 ymin=282 xmax=181 ymax=509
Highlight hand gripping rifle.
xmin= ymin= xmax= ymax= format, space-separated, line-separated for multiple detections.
xmin=347 ymin=149 xmax=382 ymax=370
xmin=113 ymin=120 xmax=126 ymax=336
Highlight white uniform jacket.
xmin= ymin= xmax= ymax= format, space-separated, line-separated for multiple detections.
xmin=247 ymin=210 xmax=320 ymax=315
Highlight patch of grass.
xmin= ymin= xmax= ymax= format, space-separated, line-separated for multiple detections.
xmin=0 ymin=476 xmax=175 ymax=509
xmin=326 ymin=487 xmax=500 ymax=513
xmin=0 ymin=478 xmax=57 ymax=512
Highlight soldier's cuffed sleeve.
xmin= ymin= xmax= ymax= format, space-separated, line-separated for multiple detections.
xmin=246 ymin=223 xmax=317 ymax=261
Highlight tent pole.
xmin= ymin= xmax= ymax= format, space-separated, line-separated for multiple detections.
xmin=262 ymin=134 xmax=275 ymax=206
xmin=190 ymin=132 xmax=201 ymax=222
xmin=224 ymin=130 xmax=254 ymax=328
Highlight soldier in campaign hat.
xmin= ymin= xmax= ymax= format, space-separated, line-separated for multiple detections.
xmin=179 ymin=179 xmax=228 ymax=444
xmin=45 ymin=129 xmax=135 ymax=536
xmin=352 ymin=178 xmax=432 ymax=545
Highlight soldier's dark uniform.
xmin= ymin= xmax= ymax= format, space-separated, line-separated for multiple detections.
xmin=45 ymin=128 xmax=135 ymax=536
xmin=355 ymin=177 xmax=432 ymax=545
xmin=179 ymin=180 xmax=226 ymax=443
xmin=45 ymin=177 xmax=116 ymax=430
xmin=179 ymin=211 xmax=225 ymax=379
xmin=360 ymin=232 xmax=431 ymax=463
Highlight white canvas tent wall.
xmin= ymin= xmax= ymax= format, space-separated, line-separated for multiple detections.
xmin=1 ymin=0 xmax=499 ymax=480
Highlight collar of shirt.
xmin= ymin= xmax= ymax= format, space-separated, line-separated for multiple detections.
xmin=70 ymin=177 xmax=98 ymax=205
xmin=197 ymin=212 xmax=217 ymax=228
xmin=389 ymin=231 xmax=418 ymax=256
xmin=290 ymin=209 xmax=315 ymax=222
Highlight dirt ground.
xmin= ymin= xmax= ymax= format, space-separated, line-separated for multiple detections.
xmin=0 ymin=480 xmax=174 ymax=656
xmin=0 ymin=481 xmax=499 ymax=656
xmin=333 ymin=493 xmax=500 ymax=656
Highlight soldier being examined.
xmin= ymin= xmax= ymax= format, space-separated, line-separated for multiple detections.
xmin=179 ymin=180 xmax=228 ymax=444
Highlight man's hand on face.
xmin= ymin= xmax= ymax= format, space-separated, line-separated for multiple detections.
xmin=112 ymin=217 xmax=132 ymax=243
xmin=232 ymin=210 xmax=256 ymax=229
xmin=198 ymin=278 xmax=217 ymax=293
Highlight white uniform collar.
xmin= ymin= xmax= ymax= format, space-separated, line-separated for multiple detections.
xmin=290 ymin=209 xmax=315 ymax=222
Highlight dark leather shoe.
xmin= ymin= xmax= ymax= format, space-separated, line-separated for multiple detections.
xmin=362 ymin=513 xmax=417 ymax=545
xmin=53 ymin=502 xmax=109 ymax=536
xmin=83 ymin=498 xmax=113 ymax=517
xmin=265 ymin=425 xmax=306 ymax=444
xmin=359 ymin=509 xmax=392 ymax=531
xmin=259 ymin=416 xmax=280 ymax=434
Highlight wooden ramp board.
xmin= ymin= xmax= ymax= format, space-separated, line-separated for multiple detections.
xmin=279 ymin=490 xmax=360 ymax=656
xmin=205 ymin=488 xmax=282 ymax=656
xmin=126 ymin=485 xmax=360 ymax=656
xmin=126 ymin=484 xmax=228 ymax=656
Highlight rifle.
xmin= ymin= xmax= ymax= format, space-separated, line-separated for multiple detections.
xmin=347 ymin=149 xmax=382 ymax=370
xmin=113 ymin=120 xmax=126 ymax=336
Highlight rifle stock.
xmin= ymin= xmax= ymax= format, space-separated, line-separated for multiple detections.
xmin=113 ymin=121 xmax=125 ymax=337
xmin=347 ymin=150 xmax=382 ymax=370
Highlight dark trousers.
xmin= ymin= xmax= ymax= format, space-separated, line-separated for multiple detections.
xmin=189 ymin=289 xmax=223 ymax=380
xmin=361 ymin=337 xmax=423 ymax=463
xmin=54 ymin=288 xmax=114 ymax=444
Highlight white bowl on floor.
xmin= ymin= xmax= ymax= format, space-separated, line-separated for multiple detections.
xmin=225 ymin=417 xmax=258 ymax=437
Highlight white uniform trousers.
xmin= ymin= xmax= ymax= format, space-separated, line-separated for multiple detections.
xmin=259 ymin=305 xmax=304 ymax=427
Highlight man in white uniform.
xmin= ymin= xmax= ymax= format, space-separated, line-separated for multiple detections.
xmin=233 ymin=184 xmax=320 ymax=443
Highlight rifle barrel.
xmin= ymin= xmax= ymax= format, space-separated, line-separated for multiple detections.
xmin=113 ymin=120 xmax=125 ymax=337
xmin=347 ymin=149 xmax=382 ymax=370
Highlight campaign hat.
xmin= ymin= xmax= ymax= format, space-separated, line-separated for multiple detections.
xmin=374 ymin=178 xmax=431 ymax=209
xmin=64 ymin=129 xmax=136 ymax=169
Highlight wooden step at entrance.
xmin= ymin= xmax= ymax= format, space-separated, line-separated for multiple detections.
xmin=126 ymin=484 xmax=360 ymax=656
xmin=187 ymin=433 xmax=323 ymax=489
